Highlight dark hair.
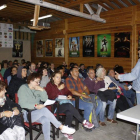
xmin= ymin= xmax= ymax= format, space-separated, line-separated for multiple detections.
xmin=11 ymin=66 xmax=18 ymax=71
xmin=80 ymin=64 xmax=84 ymax=67
xmin=70 ymin=67 xmax=78 ymax=72
xmin=21 ymin=59 xmax=25 ymax=64
xmin=57 ymin=65 xmax=64 ymax=71
xmin=0 ymin=81 xmax=6 ymax=92
xmin=38 ymin=66 xmax=47 ymax=76
xmin=107 ymin=69 xmax=114 ymax=75
xmin=50 ymin=70 xmax=62 ymax=85
xmin=87 ymin=67 xmax=94 ymax=73
xmin=27 ymin=73 xmax=41 ymax=84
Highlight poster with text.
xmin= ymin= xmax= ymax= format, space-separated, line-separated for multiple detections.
xmin=12 ymin=40 xmax=23 ymax=57
xmin=114 ymin=32 xmax=130 ymax=58
xmin=69 ymin=37 xmax=80 ymax=57
xmin=55 ymin=38 xmax=64 ymax=57
xmin=138 ymin=31 xmax=140 ymax=50
xmin=0 ymin=23 xmax=13 ymax=48
xmin=97 ymin=34 xmax=111 ymax=57
xmin=83 ymin=35 xmax=94 ymax=57
xmin=45 ymin=39 xmax=53 ymax=57
xmin=36 ymin=40 xmax=43 ymax=57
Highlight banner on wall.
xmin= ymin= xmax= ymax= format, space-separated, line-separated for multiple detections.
xmin=69 ymin=37 xmax=80 ymax=57
xmin=97 ymin=34 xmax=111 ymax=57
xmin=0 ymin=23 xmax=13 ymax=48
xmin=12 ymin=40 xmax=23 ymax=57
xmin=55 ymin=38 xmax=64 ymax=57
xmin=45 ymin=39 xmax=53 ymax=57
xmin=138 ymin=31 xmax=140 ymax=49
xmin=114 ymin=32 xmax=130 ymax=58
xmin=36 ymin=40 xmax=43 ymax=57
xmin=83 ymin=35 xmax=94 ymax=57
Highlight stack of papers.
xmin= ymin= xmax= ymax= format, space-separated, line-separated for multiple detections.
xmin=58 ymin=95 xmax=67 ymax=99
xmin=44 ymin=99 xmax=56 ymax=106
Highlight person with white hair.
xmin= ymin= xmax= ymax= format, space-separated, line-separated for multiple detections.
xmin=96 ymin=68 xmax=117 ymax=126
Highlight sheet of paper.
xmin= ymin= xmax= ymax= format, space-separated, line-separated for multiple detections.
xmin=58 ymin=95 xmax=67 ymax=99
xmin=44 ymin=99 xmax=56 ymax=106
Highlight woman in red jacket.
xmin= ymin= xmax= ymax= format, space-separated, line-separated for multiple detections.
xmin=45 ymin=71 xmax=94 ymax=140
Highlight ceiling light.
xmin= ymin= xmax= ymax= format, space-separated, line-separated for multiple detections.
xmin=30 ymin=14 xmax=52 ymax=21
xmin=0 ymin=4 xmax=7 ymax=10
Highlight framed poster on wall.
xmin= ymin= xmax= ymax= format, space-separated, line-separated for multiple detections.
xmin=97 ymin=34 xmax=111 ymax=57
xmin=55 ymin=38 xmax=64 ymax=57
xmin=12 ymin=40 xmax=23 ymax=57
xmin=83 ymin=35 xmax=94 ymax=57
xmin=45 ymin=39 xmax=53 ymax=57
xmin=114 ymin=32 xmax=130 ymax=58
xmin=36 ymin=40 xmax=43 ymax=57
xmin=69 ymin=37 xmax=80 ymax=57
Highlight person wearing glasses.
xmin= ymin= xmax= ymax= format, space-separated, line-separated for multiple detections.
xmin=18 ymin=73 xmax=75 ymax=140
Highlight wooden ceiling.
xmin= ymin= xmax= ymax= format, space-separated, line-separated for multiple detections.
xmin=0 ymin=0 xmax=140 ymax=25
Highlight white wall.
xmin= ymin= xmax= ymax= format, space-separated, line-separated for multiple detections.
xmin=0 ymin=40 xmax=31 ymax=62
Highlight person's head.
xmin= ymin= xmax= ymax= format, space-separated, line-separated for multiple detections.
xmin=70 ymin=63 xmax=75 ymax=68
xmin=13 ymin=59 xmax=18 ymax=63
xmin=38 ymin=66 xmax=48 ymax=76
xmin=13 ymin=62 xmax=18 ymax=68
xmin=1 ymin=61 xmax=8 ymax=69
xmin=8 ymin=61 xmax=13 ymax=67
xmin=11 ymin=66 xmax=18 ymax=76
xmin=96 ymin=68 xmax=106 ymax=78
xmin=21 ymin=59 xmax=25 ymax=64
xmin=57 ymin=66 xmax=64 ymax=77
xmin=51 ymin=63 xmax=54 ymax=70
xmin=70 ymin=67 xmax=79 ymax=78
xmin=27 ymin=73 xmax=41 ymax=87
xmin=21 ymin=67 xmax=27 ymax=78
xmin=37 ymin=61 xmax=42 ymax=68
xmin=29 ymin=63 xmax=36 ymax=72
xmin=50 ymin=70 xmax=62 ymax=85
xmin=108 ymin=69 xmax=115 ymax=78
xmin=96 ymin=64 xmax=103 ymax=71
xmin=22 ymin=62 xmax=26 ymax=67
xmin=0 ymin=81 xmax=6 ymax=106
xmin=80 ymin=64 xmax=85 ymax=70
xmin=87 ymin=68 xmax=95 ymax=79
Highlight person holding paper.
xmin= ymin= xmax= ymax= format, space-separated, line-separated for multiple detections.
xmin=18 ymin=73 xmax=75 ymax=140
xmin=45 ymin=71 xmax=94 ymax=140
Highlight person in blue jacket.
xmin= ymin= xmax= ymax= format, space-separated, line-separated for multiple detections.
xmin=115 ymin=49 xmax=140 ymax=135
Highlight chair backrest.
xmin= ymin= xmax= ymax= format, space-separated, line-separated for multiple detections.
xmin=15 ymin=93 xmax=18 ymax=103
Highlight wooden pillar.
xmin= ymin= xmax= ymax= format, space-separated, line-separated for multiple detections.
xmin=33 ymin=5 xmax=40 ymax=26
xmin=64 ymin=19 xmax=68 ymax=65
xmin=132 ymin=6 xmax=137 ymax=68
xmin=80 ymin=3 xmax=84 ymax=13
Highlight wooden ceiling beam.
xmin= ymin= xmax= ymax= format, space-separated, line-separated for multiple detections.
xmin=131 ymin=0 xmax=140 ymax=5
xmin=110 ymin=0 xmax=125 ymax=8
xmin=94 ymin=1 xmax=111 ymax=11
xmin=100 ymin=0 xmax=118 ymax=9
xmin=121 ymin=0 xmax=133 ymax=7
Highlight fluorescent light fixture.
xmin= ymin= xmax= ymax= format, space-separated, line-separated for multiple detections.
xmin=0 ymin=4 xmax=7 ymax=10
xmin=30 ymin=14 xmax=52 ymax=21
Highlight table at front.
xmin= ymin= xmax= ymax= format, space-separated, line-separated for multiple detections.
xmin=117 ymin=105 xmax=140 ymax=140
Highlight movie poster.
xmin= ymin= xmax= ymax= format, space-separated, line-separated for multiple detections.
xmin=36 ymin=40 xmax=43 ymax=57
xmin=0 ymin=23 xmax=13 ymax=48
xmin=45 ymin=39 xmax=53 ymax=57
xmin=83 ymin=35 xmax=94 ymax=57
xmin=12 ymin=40 xmax=23 ymax=57
xmin=114 ymin=32 xmax=130 ymax=58
xmin=97 ymin=34 xmax=111 ymax=57
xmin=55 ymin=38 xmax=64 ymax=57
xmin=69 ymin=37 xmax=80 ymax=57
xmin=138 ymin=31 xmax=140 ymax=49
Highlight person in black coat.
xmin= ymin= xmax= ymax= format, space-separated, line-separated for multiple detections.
xmin=7 ymin=66 xmax=27 ymax=100
xmin=0 ymin=81 xmax=25 ymax=140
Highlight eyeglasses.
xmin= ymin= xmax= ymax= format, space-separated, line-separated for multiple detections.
xmin=34 ymin=80 xmax=40 ymax=84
